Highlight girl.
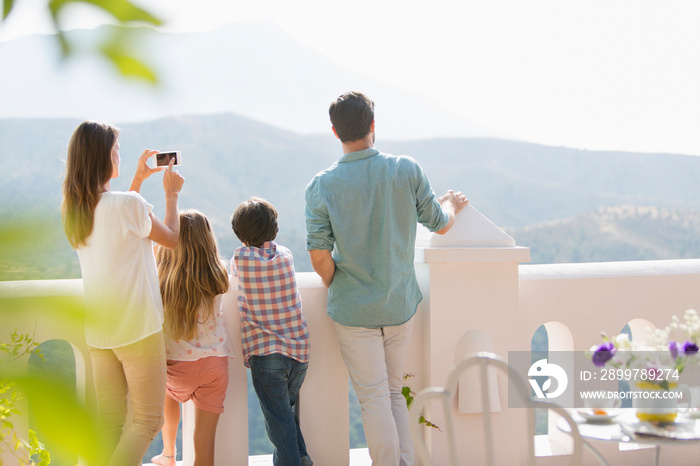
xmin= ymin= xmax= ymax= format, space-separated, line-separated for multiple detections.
xmin=151 ymin=209 xmax=232 ymax=466
xmin=61 ymin=121 xmax=184 ymax=465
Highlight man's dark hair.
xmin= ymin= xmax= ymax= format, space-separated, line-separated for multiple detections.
xmin=329 ymin=91 xmax=375 ymax=143
xmin=231 ymin=197 xmax=279 ymax=248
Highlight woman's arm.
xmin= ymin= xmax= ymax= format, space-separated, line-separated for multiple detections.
xmin=148 ymin=159 xmax=184 ymax=249
xmin=129 ymin=149 xmax=164 ymax=193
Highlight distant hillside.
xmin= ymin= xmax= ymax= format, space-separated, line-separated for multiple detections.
xmin=506 ymin=205 xmax=700 ymax=264
xmin=2 ymin=114 xmax=700 ymax=280
xmin=382 ymin=138 xmax=700 ymax=227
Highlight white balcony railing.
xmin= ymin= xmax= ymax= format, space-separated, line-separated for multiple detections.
xmin=3 ymin=205 xmax=700 ymax=465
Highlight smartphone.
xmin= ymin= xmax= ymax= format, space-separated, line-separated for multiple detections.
xmin=155 ymin=151 xmax=182 ymax=167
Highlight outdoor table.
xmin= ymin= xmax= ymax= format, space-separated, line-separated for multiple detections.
xmin=557 ymin=409 xmax=700 ymax=466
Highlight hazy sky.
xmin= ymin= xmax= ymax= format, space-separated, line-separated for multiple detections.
xmin=2 ymin=0 xmax=700 ymax=155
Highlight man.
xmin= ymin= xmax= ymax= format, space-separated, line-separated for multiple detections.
xmin=304 ymin=91 xmax=468 ymax=466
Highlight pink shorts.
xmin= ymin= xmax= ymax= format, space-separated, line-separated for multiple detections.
xmin=166 ymin=356 xmax=229 ymax=414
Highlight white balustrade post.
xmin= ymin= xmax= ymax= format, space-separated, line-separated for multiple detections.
xmin=412 ymin=205 xmax=530 ymax=465
xmin=297 ymin=273 xmax=351 ymax=465
xmin=182 ymin=280 xmax=249 ymax=466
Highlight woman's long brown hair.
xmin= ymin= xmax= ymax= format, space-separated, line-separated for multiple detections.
xmin=157 ymin=210 xmax=230 ymax=342
xmin=61 ymin=121 xmax=119 ymax=248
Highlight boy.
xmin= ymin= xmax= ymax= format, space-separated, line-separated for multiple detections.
xmin=231 ymin=197 xmax=312 ymax=466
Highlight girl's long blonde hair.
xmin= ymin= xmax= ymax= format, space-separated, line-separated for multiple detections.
xmin=61 ymin=121 xmax=119 ymax=248
xmin=157 ymin=210 xmax=230 ymax=342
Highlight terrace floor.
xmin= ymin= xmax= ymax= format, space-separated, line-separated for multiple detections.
xmin=144 ymin=448 xmax=372 ymax=465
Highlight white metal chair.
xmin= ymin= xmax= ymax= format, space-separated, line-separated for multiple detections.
xmin=409 ymin=351 xmax=609 ymax=466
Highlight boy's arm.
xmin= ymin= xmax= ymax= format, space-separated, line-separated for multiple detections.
xmin=309 ymin=249 xmax=335 ymax=288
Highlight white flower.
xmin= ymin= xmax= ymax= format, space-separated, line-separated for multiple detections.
xmin=614 ymin=333 xmax=632 ymax=350
xmin=613 ymin=351 xmax=633 ymax=366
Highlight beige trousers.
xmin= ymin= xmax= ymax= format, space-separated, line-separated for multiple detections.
xmin=334 ymin=317 xmax=416 ymax=466
xmin=89 ymin=331 xmax=166 ymax=466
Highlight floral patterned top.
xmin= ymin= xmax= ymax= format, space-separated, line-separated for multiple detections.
xmin=165 ymin=294 xmax=233 ymax=361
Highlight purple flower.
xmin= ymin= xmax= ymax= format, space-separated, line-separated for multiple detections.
xmin=592 ymin=342 xmax=616 ymax=367
xmin=683 ymin=341 xmax=699 ymax=356
xmin=670 ymin=341 xmax=679 ymax=359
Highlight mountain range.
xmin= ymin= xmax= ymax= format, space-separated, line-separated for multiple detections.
xmin=2 ymin=114 xmax=700 ymax=281
xmin=505 ymin=205 xmax=700 ymax=263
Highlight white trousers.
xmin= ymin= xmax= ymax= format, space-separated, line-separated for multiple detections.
xmin=334 ymin=317 xmax=415 ymax=466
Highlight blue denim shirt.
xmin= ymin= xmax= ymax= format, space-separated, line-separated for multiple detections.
xmin=305 ymin=147 xmax=449 ymax=328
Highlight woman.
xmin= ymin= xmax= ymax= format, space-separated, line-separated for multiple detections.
xmin=61 ymin=121 xmax=184 ymax=465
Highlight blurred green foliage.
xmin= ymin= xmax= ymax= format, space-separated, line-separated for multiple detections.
xmin=28 ymin=340 xmax=78 ymax=465
xmin=0 ymin=218 xmax=103 ymax=465
xmin=0 ymin=332 xmax=51 ymax=466
xmin=1 ymin=0 xmax=162 ymax=82
xmin=402 ymin=374 xmax=440 ymax=431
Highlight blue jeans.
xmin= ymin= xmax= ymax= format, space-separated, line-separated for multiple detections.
xmin=249 ymin=354 xmax=312 ymax=466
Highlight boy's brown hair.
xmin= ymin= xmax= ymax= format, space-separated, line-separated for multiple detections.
xmin=231 ymin=197 xmax=279 ymax=248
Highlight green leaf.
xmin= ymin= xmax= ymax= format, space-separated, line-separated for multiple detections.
xmin=28 ymin=429 xmax=52 ymax=465
xmin=55 ymin=30 xmax=71 ymax=58
xmin=48 ymin=0 xmax=161 ymax=25
xmin=37 ymin=451 xmax=52 ymax=466
xmin=43 ymin=0 xmax=162 ymax=80
xmin=2 ymin=0 xmax=15 ymax=20
xmin=418 ymin=415 xmax=442 ymax=431
xmin=104 ymin=51 xmax=157 ymax=83
xmin=402 ymin=373 xmax=440 ymax=430
xmin=100 ymin=37 xmax=158 ymax=83
xmin=88 ymin=0 xmax=162 ymax=24
xmin=401 ymin=385 xmax=414 ymax=408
